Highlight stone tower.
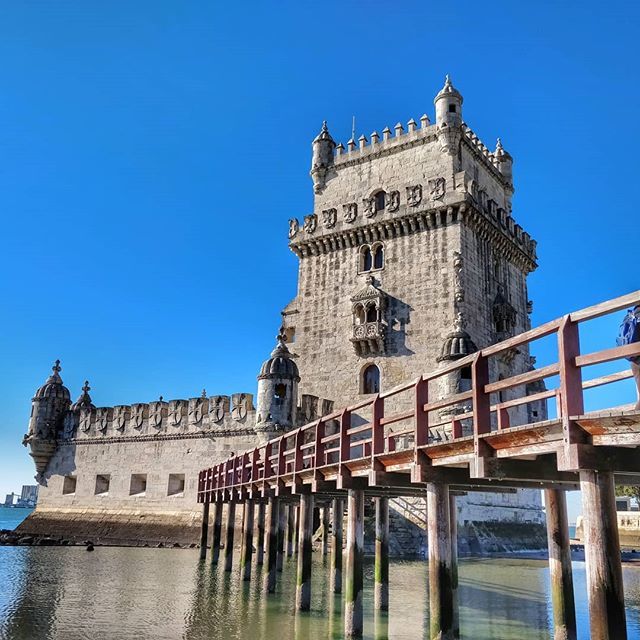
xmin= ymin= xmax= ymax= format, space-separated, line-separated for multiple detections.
xmin=255 ymin=331 xmax=300 ymax=437
xmin=24 ymin=360 xmax=71 ymax=477
xmin=283 ymin=76 xmax=536 ymax=408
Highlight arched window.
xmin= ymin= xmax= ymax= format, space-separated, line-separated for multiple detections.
xmin=373 ymin=244 xmax=384 ymax=270
xmin=362 ymin=364 xmax=380 ymax=395
xmin=360 ymin=246 xmax=372 ymax=272
xmin=366 ymin=304 xmax=377 ymax=323
xmin=374 ymin=191 xmax=386 ymax=212
xmin=354 ymin=304 xmax=366 ymax=325
xmin=275 ymin=384 xmax=286 ymax=399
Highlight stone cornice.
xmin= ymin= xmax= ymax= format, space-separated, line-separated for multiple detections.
xmin=59 ymin=428 xmax=256 ymax=446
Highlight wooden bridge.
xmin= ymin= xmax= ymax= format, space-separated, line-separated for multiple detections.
xmin=197 ymin=290 xmax=640 ymax=640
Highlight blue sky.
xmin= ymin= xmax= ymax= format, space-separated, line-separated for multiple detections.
xmin=1 ymin=1 xmax=638 ymax=523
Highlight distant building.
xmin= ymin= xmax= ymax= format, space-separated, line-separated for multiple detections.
xmin=4 ymin=493 xmax=17 ymax=507
xmin=20 ymin=485 xmax=38 ymax=503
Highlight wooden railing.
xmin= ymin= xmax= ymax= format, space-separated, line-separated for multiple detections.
xmin=198 ymin=290 xmax=640 ymax=502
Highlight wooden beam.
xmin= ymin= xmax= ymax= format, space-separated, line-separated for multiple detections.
xmin=199 ymin=501 xmax=210 ymax=561
xmin=344 ymin=488 xmax=365 ymax=638
xmin=473 ymin=456 xmax=578 ymax=484
xmin=559 ymin=444 xmax=640 ymax=474
xmin=374 ymin=496 xmax=389 ymax=612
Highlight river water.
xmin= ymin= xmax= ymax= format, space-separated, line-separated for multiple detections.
xmin=1 ymin=507 xmax=640 ymax=640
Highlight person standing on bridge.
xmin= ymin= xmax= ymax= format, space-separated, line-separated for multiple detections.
xmin=618 ymin=305 xmax=640 ymax=409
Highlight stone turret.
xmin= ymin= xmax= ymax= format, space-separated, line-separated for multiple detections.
xmin=434 ymin=75 xmax=463 ymax=154
xmin=310 ymin=121 xmax=336 ymax=194
xmin=255 ymin=331 xmax=300 ymax=437
xmin=494 ymin=138 xmax=514 ymax=186
xmin=23 ymin=360 xmax=71 ymax=478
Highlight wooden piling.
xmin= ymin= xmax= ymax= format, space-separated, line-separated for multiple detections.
xmin=344 ymin=489 xmax=364 ymax=638
xmin=256 ymin=502 xmax=265 ymax=566
xmin=211 ymin=501 xmax=223 ymax=564
xmin=240 ymin=500 xmax=254 ymax=581
xmin=199 ymin=501 xmax=210 ymax=561
xmin=374 ymin=496 xmax=389 ymax=612
xmin=449 ymin=493 xmax=459 ymax=639
xmin=264 ymin=496 xmax=279 ymax=593
xmin=426 ymin=483 xmax=455 ymax=640
xmin=322 ymin=504 xmax=330 ymax=557
xmin=331 ymin=498 xmax=343 ymax=594
xmin=544 ymin=489 xmax=577 ymax=640
xmin=287 ymin=504 xmax=296 ymax=557
xmin=224 ymin=501 xmax=236 ymax=572
xmin=580 ymin=470 xmax=627 ymax=640
xmin=277 ymin=500 xmax=286 ymax=572
xmin=296 ymin=493 xmax=314 ymax=611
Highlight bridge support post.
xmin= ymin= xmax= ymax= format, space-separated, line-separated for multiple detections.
xmin=322 ymin=505 xmax=330 ymax=557
xmin=544 ymin=489 xmax=577 ymax=640
xmin=344 ymin=488 xmax=365 ymax=638
xmin=224 ymin=501 xmax=236 ymax=572
xmin=374 ymin=496 xmax=389 ymax=612
xmin=296 ymin=493 xmax=314 ymax=611
xmin=287 ymin=504 xmax=296 ymax=557
xmin=580 ymin=470 xmax=627 ymax=640
xmin=449 ymin=493 xmax=459 ymax=639
xmin=211 ymin=501 xmax=223 ymax=564
xmin=426 ymin=483 xmax=455 ymax=640
xmin=199 ymin=501 xmax=210 ymax=561
xmin=240 ymin=500 xmax=254 ymax=581
xmin=256 ymin=502 xmax=265 ymax=566
xmin=331 ymin=497 xmax=343 ymax=594
xmin=277 ymin=500 xmax=286 ymax=572
xmin=264 ymin=496 xmax=279 ymax=593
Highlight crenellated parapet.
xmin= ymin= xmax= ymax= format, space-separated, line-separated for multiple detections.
xmin=63 ymin=392 xmax=257 ymax=442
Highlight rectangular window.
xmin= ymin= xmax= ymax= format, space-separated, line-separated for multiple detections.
xmin=167 ymin=474 xmax=185 ymax=496
xmin=129 ymin=474 xmax=147 ymax=496
xmin=95 ymin=474 xmax=110 ymax=496
xmin=62 ymin=476 xmax=77 ymax=495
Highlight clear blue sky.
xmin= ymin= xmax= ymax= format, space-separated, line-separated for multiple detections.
xmin=1 ymin=1 xmax=638 ymax=523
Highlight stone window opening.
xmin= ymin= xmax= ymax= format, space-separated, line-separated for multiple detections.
xmin=359 ymin=242 xmax=384 ymax=273
xmin=167 ymin=473 xmax=185 ymax=497
xmin=374 ymin=190 xmax=386 ymax=213
xmin=94 ymin=474 xmax=110 ymax=496
xmin=275 ymin=383 xmax=286 ymax=399
xmin=449 ymin=103 xmax=457 ymax=113
xmin=129 ymin=473 xmax=147 ymax=496
xmin=62 ymin=475 xmax=77 ymax=495
xmin=283 ymin=326 xmax=296 ymax=344
xmin=366 ymin=304 xmax=378 ymax=323
xmin=354 ymin=304 xmax=366 ymax=325
xmin=361 ymin=364 xmax=381 ymax=395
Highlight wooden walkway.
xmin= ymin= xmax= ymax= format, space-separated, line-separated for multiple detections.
xmin=197 ymin=290 xmax=640 ymax=640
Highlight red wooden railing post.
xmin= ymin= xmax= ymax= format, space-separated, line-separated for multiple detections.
xmin=372 ymin=395 xmax=385 ymax=456
xmin=414 ymin=377 xmax=429 ymax=447
xmin=471 ymin=353 xmax=491 ymax=436
xmin=315 ymin=419 xmax=326 ymax=469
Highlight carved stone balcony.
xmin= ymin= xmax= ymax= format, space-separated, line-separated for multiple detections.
xmin=351 ymin=321 xmax=386 ymax=356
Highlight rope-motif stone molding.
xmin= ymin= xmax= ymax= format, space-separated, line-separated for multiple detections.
xmin=59 ymin=427 xmax=257 ymax=447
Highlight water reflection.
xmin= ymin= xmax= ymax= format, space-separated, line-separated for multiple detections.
xmin=2 ymin=546 xmax=640 ymax=640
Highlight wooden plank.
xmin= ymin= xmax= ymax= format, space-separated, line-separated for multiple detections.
xmin=576 ymin=343 xmax=640 ymax=369
xmin=485 ymin=363 xmax=560 ymax=395
xmin=481 ymin=318 xmax=563 ymax=357
xmin=583 ymin=369 xmax=633 ymax=390
xmin=570 ymin=289 xmax=640 ymax=323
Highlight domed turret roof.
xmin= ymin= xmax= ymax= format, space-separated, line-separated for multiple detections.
xmin=71 ymin=380 xmax=95 ymax=412
xmin=34 ymin=360 xmax=71 ymax=401
xmin=434 ymin=75 xmax=463 ymax=103
xmin=313 ymin=120 xmax=335 ymax=145
xmin=258 ymin=332 xmax=300 ymax=381
xmin=437 ymin=314 xmax=477 ymax=362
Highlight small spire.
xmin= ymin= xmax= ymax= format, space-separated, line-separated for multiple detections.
xmin=347 ymin=138 xmax=356 ymax=152
xmin=382 ymin=126 xmax=391 ymax=142
xmin=313 ymin=120 xmax=334 ymax=144
xmin=159 ymin=395 xmax=164 ymax=402
xmin=53 ymin=359 xmax=61 ymax=374
xmin=82 ymin=380 xmax=91 ymax=394
xmin=407 ymin=118 xmax=417 ymax=133
xmin=495 ymin=138 xmax=505 ymax=156
xmin=201 ymin=388 xmax=207 ymax=398
xmin=420 ymin=114 xmax=430 ymax=128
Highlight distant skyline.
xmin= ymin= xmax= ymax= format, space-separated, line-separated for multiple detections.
xmin=1 ymin=1 xmax=638 ymax=525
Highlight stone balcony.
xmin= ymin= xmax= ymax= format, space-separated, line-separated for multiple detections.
xmin=351 ymin=321 xmax=385 ymax=356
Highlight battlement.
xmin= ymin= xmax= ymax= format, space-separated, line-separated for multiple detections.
xmin=64 ymin=393 xmax=256 ymax=441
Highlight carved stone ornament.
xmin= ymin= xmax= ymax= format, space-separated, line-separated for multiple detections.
xmin=131 ymin=404 xmax=145 ymax=429
xmin=96 ymin=408 xmax=110 ymax=433
xmin=363 ymin=197 xmax=376 ymax=218
xmin=189 ymin=397 xmax=205 ymax=425
xmin=387 ymin=190 xmax=400 ymax=212
xmin=169 ymin=400 xmax=184 ymax=427
xmin=429 ymin=177 xmax=446 ymax=201
xmin=453 ymin=251 xmax=464 ymax=305
xmin=113 ymin=406 xmax=128 ymax=431
xmin=150 ymin=402 xmax=164 ymax=429
xmin=288 ymin=218 xmax=299 ymax=239
xmin=343 ymin=202 xmax=358 ymax=223
xmin=79 ymin=409 xmax=93 ymax=432
xmin=209 ymin=396 xmax=226 ymax=423
xmin=232 ymin=394 xmax=248 ymax=421
xmin=303 ymin=214 xmax=317 ymax=234
xmin=322 ymin=208 xmax=337 ymax=229
xmin=406 ymin=184 xmax=423 ymax=207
